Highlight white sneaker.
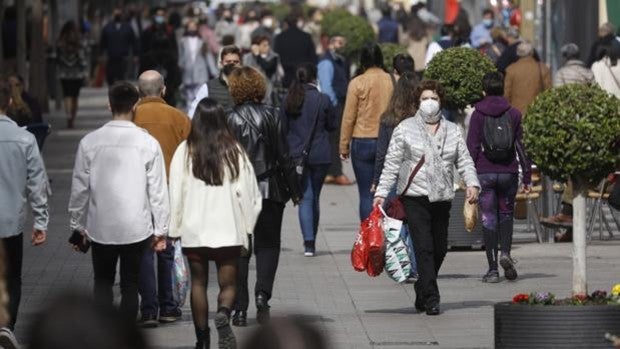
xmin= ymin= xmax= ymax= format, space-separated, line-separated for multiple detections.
xmin=0 ymin=327 xmax=20 ymax=349
xmin=304 ymin=251 xmax=315 ymax=257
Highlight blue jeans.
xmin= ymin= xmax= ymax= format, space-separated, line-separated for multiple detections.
xmin=299 ymin=164 xmax=330 ymax=242
xmin=138 ymin=239 xmax=178 ymax=316
xmin=351 ymin=138 xmax=377 ymax=221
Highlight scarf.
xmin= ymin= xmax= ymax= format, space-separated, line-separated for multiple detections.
xmin=413 ymin=112 xmax=453 ymax=202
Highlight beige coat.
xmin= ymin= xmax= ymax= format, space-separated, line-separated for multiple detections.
xmin=168 ymin=142 xmax=262 ymax=249
xmin=340 ymin=67 xmax=394 ymax=154
xmin=504 ymin=56 xmax=552 ymax=114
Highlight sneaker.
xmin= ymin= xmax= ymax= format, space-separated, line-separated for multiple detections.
xmin=214 ymin=311 xmax=236 ymax=349
xmin=500 ymin=255 xmax=518 ymax=281
xmin=482 ymin=270 xmax=500 ymax=283
xmin=256 ymin=293 xmax=271 ymax=325
xmin=159 ymin=308 xmax=182 ymax=323
xmin=304 ymin=241 xmax=315 ymax=257
xmin=138 ymin=314 xmax=159 ymax=328
xmin=0 ymin=328 xmax=19 ymax=349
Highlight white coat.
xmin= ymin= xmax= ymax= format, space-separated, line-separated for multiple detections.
xmin=168 ymin=141 xmax=262 ymax=249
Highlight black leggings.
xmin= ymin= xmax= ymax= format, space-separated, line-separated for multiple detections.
xmin=184 ymin=246 xmax=240 ymax=331
xmin=3 ymin=234 xmax=23 ymax=330
xmin=234 ymin=199 xmax=285 ymax=311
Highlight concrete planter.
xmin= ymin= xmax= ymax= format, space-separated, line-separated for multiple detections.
xmin=494 ymin=302 xmax=620 ymax=348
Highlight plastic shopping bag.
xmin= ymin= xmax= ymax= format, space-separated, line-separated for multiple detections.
xmin=381 ymin=207 xmax=412 ymax=283
xmin=366 ymin=206 xmax=385 ymax=277
xmin=464 ymin=199 xmax=479 ymax=233
xmin=171 ymin=240 xmax=189 ymax=307
xmin=351 ymin=223 xmax=368 ymax=272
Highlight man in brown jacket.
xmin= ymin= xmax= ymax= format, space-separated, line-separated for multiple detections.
xmin=134 ymin=70 xmax=191 ymax=327
xmin=504 ymin=41 xmax=551 ymax=114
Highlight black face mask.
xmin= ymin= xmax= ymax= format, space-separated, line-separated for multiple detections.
xmin=222 ymin=63 xmax=237 ymax=76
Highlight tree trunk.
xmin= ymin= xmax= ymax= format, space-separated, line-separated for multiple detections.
xmin=16 ymin=0 xmax=27 ymax=78
xmin=572 ymin=179 xmax=588 ymax=296
xmin=30 ymin=0 xmax=49 ymax=113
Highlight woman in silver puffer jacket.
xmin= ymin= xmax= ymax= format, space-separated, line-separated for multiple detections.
xmin=373 ymin=80 xmax=480 ymax=316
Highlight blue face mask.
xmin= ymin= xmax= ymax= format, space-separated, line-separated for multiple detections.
xmin=154 ymin=15 xmax=165 ymax=25
xmin=483 ymin=18 xmax=493 ymax=28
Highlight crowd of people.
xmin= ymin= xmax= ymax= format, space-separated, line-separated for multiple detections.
xmin=0 ymin=1 xmax=619 ymax=348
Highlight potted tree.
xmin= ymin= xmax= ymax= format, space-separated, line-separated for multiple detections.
xmin=424 ymin=47 xmax=496 ymax=248
xmin=494 ymin=84 xmax=620 ymax=348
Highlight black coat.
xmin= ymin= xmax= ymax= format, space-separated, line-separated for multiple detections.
xmin=274 ymin=27 xmax=317 ymax=88
xmin=227 ymin=102 xmax=301 ymax=203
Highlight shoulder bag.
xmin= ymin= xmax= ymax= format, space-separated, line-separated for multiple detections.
xmin=385 ymin=155 xmax=426 ymax=222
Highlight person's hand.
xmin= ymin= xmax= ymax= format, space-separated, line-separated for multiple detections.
xmin=32 ymin=229 xmax=46 ymax=246
xmin=370 ymin=184 xmax=376 ymax=193
xmin=339 ymin=153 xmax=349 ymax=161
xmin=373 ymin=196 xmax=385 ymax=208
xmin=520 ymin=183 xmax=531 ymax=194
xmin=251 ymin=44 xmax=260 ymax=56
xmin=70 ymin=230 xmax=87 ymax=252
xmin=292 ymin=196 xmax=302 ymax=206
xmin=466 ymin=186 xmax=480 ymax=204
xmin=152 ymin=236 xmax=167 ymax=252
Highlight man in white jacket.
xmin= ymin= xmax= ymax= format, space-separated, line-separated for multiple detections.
xmin=68 ymin=82 xmax=169 ymax=321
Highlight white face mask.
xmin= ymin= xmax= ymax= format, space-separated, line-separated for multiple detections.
xmin=262 ymin=18 xmax=274 ymax=28
xmin=419 ymin=99 xmax=441 ymax=124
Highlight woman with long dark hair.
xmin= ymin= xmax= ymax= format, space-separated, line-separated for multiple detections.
xmin=57 ymin=20 xmax=87 ymax=128
xmin=168 ymin=98 xmax=262 ymax=349
xmin=283 ymin=63 xmax=336 ymax=256
xmin=340 ymin=43 xmax=393 ymax=221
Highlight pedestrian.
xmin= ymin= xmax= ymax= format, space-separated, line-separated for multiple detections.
xmin=504 ymin=41 xmax=551 ymax=113
xmin=587 ymin=22 xmax=620 ymax=67
xmin=7 ymin=74 xmax=42 ymax=126
xmin=373 ymin=80 xmax=480 ymax=315
xmin=225 ymin=66 xmax=301 ymax=327
xmin=28 ymin=292 xmax=149 ymax=349
xmin=466 ymin=72 xmax=531 ymax=283
xmin=424 ymin=24 xmax=455 ymax=67
xmin=480 ymin=27 xmax=507 ymax=64
xmin=274 ymin=14 xmax=317 ymax=88
xmin=470 ymin=8 xmax=495 ymax=49
xmin=553 ymin=43 xmax=595 ymax=87
xmin=68 ymin=82 xmax=169 ymax=321
xmin=495 ymin=27 xmax=539 ymax=74
xmin=372 ymin=72 xmax=420 ymax=282
xmin=591 ymin=42 xmax=620 ymax=99
xmin=168 ymin=98 xmax=262 ymax=349
xmin=303 ymin=8 xmax=324 ymax=56
xmin=57 ymin=20 xmax=88 ymax=129
xmin=237 ymin=9 xmax=260 ymax=51
xmin=318 ymin=33 xmax=354 ymax=186
xmin=187 ymin=45 xmax=242 ymax=118
xmin=283 ymin=63 xmax=336 ymax=257
xmin=392 ymin=53 xmax=415 ymax=81
xmin=214 ymin=8 xmax=238 ymax=45
xmin=179 ymin=21 xmax=211 ymax=107
xmin=405 ymin=15 xmax=429 ymax=78
xmin=377 ymin=4 xmax=399 ymax=44
xmin=140 ymin=10 xmax=182 ymax=107
xmin=251 ymin=9 xmax=276 ymax=43
xmin=100 ymin=8 xmax=138 ymax=85
xmin=0 ymin=79 xmax=48 ymax=347
xmin=243 ymin=35 xmax=283 ymax=105
xmin=134 ymin=71 xmax=190 ymax=328
xmin=340 ymin=43 xmax=394 ymax=221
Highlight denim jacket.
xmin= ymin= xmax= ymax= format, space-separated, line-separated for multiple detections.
xmin=0 ymin=115 xmax=49 ymax=237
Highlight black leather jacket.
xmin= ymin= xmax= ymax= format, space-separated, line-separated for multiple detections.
xmin=227 ymin=102 xmax=301 ymax=204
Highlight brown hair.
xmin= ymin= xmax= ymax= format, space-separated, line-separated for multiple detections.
xmin=220 ymin=45 xmax=241 ymax=62
xmin=0 ymin=80 xmax=11 ymax=111
xmin=413 ymin=79 xmax=445 ymax=109
xmin=228 ymin=66 xmax=267 ymax=105
xmin=381 ymin=72 xmax=419 ymax=127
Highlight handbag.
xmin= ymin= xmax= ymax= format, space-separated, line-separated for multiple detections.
xmin=379 ymin=206 xmax=412 ymax=283
xmin=385 ymin=155 xmax=426 ymax=221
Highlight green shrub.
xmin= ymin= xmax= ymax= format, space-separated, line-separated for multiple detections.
xmin=523 ymin=84 xmax=620 ymax=185
xmin=380 ymin=43 xmax=408 ymax=71
xmin=321 ymin=9 xmax=352 ymax=36
xmin=330 ymin=15 xmax=376 ymax=60
xmin=424 ymin=47 xmax=496 ymax=110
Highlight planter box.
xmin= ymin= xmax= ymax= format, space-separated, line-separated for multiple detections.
xmin=448 ymin=191 xmax=483 ymax=249
xmin=495 ymin=302 xmax=620 ymax=348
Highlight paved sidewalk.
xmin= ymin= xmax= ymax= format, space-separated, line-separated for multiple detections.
xmin=15 ymin=88 xmax=620 ymax=348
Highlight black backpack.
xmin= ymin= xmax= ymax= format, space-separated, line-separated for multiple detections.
xmin=482 ymin=112 xmax=515 ymax=162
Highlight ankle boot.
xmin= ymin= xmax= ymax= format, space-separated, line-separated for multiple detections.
xmin=195 ymin=327 xmax=211 ymax=349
